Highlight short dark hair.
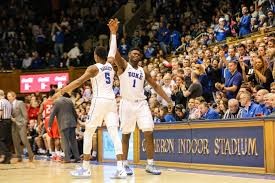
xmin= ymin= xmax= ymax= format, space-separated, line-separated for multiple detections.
xmin=94 ymin=46 xmax=107 ymax=60
xmin=129 ymin=47 xmax=142 ymax=53
xmin=238 ymin=43 xmax=246 ymax=49
xmin=49 ymin=89 xmax=55 ymax=97
xmin=268 ymin=9 xmax=274 ymax=14
xmin=63 ymin=92 xmax=71 ymax=98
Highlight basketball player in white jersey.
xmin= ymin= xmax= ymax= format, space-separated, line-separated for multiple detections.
xmin=108 ymin=19 xmax=173 ymax=175
xmin=54 ymin=46 xmax=127 ymax=178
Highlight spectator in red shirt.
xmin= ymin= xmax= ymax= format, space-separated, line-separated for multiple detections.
xmin=28 ymin=100 xmax=40 ymax=120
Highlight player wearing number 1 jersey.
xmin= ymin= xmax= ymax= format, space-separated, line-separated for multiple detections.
xmin=56 ymin=46 xmax=126 ymax=179
xmin=108 ymin=19 xmax=173 ymax=175
xmin=38 ymin=90 xmax=61 ymax=159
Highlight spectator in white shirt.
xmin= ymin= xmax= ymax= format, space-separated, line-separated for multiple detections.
xmin=82 ymin=85 xmax=92 ymax=102
xmin=157 ymin=74 xmax=173 ymax=106
xmin=67 ymin=43 xmax=81 ymax=67
xmin=22 ymin=53 xmax=32 ymax=69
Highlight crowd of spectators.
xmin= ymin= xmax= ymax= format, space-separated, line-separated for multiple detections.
xmin=1 ymin=0 xmax=275 ymax=156
xmin=117 ymin=0 xmax=275 ymax=58
xmin=19 ymin=83 xmax=95 ymax=158
xmin=0 ymin=0 xmax=127 ymax=70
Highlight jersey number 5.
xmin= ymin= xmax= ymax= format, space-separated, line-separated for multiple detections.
xmin=105 ymin=73 xmax=111 ymax=84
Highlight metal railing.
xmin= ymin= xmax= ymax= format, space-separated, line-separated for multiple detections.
xmin=194 ymin=26 xmax=275 ymax=48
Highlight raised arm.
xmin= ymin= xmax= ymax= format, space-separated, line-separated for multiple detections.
xmin=62 ymin=66 xmax=98 ymax=93
xmin=108 ymin=18 xmax=127 ymax=73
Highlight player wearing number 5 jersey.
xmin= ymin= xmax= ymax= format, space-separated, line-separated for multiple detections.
xmin=54 ymin=46 xmax=126 ymax=179
xmin=108 ymin=19 xmax=173 ymax=175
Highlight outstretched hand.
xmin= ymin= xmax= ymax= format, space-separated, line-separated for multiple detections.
xmin=108 ymin=18 xmax=119 ymax=34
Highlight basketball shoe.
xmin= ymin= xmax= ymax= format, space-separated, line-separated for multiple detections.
xmin=70 ymin=166 xmax=91 ymax=178
xmin=145 ymin=164 xmax=161 ymax=175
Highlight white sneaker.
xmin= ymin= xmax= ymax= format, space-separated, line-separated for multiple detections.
xmin=70 ymin=166 xmax=91 ymax=178
xmin=110 ymin=169 xmax=127 ymax=179
xmin=145 ymin=164 xmax=161 ymax=175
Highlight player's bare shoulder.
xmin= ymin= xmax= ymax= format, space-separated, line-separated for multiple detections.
xmin=86 ymin=65 xmax=99 ymax=78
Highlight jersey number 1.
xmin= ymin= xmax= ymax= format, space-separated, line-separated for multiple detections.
xmin=105 ymin=73 xmax=111 ymax=84
xmin=132 ymin=79 xmax=136 ymax=87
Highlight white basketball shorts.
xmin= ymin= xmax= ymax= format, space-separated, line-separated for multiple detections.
xmin=86 ymin=98 xmax=119 ymax=128
xmin=119 ymin=99 xmax=154 ymax=134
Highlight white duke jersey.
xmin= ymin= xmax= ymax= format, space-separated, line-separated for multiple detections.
xmin=91 ymin=63 xmax=115 ymax=99
xmin=119 ymin=63 xmax=146 ymax=100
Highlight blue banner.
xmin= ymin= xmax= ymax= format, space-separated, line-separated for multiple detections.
xmin=139 ymin=126 xmax=264 ymax=167
xmin=102 ymin=130 xmax=134 ymax=161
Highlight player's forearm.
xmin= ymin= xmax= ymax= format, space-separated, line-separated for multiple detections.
xmin=153 ymin=84 xmax=172 ymax=103
xmin=62 ymin=79 xmax=82 ymax=93
xmin=114 ymin=50 xmax=127 ymax=70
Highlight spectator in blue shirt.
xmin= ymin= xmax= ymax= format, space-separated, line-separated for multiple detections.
xmin=240 ymin=92 xmax=264 ymax=118
xmin=144 ymin=42 xmax=155 ymax=59
xmin=118 ymin=38 xmax=130 ymax=58
xmin=52 ymin=23 xmax=65 ymax=58
xmin=169 ymin=25 xmax=181 ymax=51
xmin=157 ymin=22 xmax=170 ymax=55
xmin=264 ymin=93 xmax=275 ymax=114
xmin=215 ymin=61 xmax=243 ymax=99
xmin=214 ymin=18 xmax=229 ymax=42
xmin=159 ymin=106 xmax=176 ymax=122
xmin=30 ymin=51 xmax=44 ymax=69
xmin=238 ymin=6 xmax=251 ymax=37
xmin=255 ymin=89 xmax=271 ymax=116
xmin=199 ymin=102 xmax=220 ymax=120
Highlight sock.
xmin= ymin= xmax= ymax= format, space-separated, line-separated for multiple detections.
xmin=117 ymin=161 xmax=123 ymax=171
xmin=92 ymin=151 xmax=97 ymax=157
xmin=38 ymin=148 xmax=43 ymax=153
xmin=147 ymin=159 xmax=154 ymax=165
xmin=123 ymin=160 xmax=128 ymax=166
xmin=83 ymin=160 xmax=90 ymax=169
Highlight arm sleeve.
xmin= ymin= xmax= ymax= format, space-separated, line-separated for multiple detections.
xmin=232 ymin=74 xmax=243 ymax=87
xmin=108 ymin=34 xmax=117 ymax=58
xmin=188 ymin=83 xmax=196 ymax=93
xmin=20 ymin=102 xmax=28 ymax=121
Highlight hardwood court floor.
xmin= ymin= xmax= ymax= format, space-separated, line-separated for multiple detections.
xmin=1 ymin=160 xmax=275 ymax=183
